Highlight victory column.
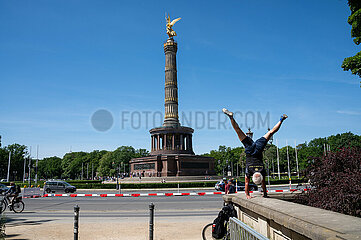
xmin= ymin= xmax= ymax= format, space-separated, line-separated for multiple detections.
xmin=129 ymin=15 xmax=215 ymax=177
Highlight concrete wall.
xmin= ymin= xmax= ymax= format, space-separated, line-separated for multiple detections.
xmin=223 ymin=193 xmax=361 ymax=240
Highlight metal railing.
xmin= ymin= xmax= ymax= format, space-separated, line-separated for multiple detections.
xmin=229 ymin=217 xmax=269 ymax=240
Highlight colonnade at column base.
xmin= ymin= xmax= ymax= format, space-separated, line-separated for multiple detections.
xmin=129 ymin=154 xmax=216 ymax=177
xmin=149 ymin=126 xmax=195 ymax=155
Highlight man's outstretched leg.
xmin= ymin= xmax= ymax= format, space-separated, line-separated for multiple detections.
xmin=223 ymin=108 xmax=247 ymax=142
xmin=263 ymin=114 xmax=288 ymax=141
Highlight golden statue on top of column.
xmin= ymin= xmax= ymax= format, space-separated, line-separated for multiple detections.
xmin=166 ymin=14 xmax=181 ymax=38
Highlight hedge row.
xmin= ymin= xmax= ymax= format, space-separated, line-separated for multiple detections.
xmin=66 ymin=180 xmax=102 ymax=184
xmin=71 ymin=181 xmax=219 ymax=189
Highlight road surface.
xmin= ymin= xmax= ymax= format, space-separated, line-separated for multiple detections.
xmin=4 ymin=192 xmax=224 ymax=240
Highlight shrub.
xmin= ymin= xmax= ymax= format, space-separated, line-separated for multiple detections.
xmin=295 ymin=147 xmax=361 ymax=217
xmin=71 ymin=181 xmax=218 ymax=189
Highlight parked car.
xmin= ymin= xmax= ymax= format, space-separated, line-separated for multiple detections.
xmin=215 ymin=180 xmax=258 ymax=192
xmin=43 ymin=180 xmax=76 ymax=193
xmin=0 ymin=179 xmax=7 ymax=182
xmin=0 ymin=183 xmax=9 ymax=195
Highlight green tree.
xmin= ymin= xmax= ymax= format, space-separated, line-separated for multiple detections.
xmin=327 ymin=132 xmax=361 ymax=150
xmin=0 ymin=147 xmax=8 ymax=179
xmin=98 ymin=146 xmax=148 ymax=177
xmin=61 ymin=152 xmax=89 ymax=179
xmin=0 ymin=144 xmax=28 ymax=181
xmin=203 ymin=145 xmax=245 ymax=176
xmin=38 ymin=156 xmax=62 ymax=179
xmin=84 ymin=150 xmax=108 ymax=179
xmin=296 ymin=142 xmax=315 ymax=171
xmin=263 ymin=144 xmax=277 ymax=175
xmin=98 ymin=152 xmax=114 ymax=177
xmin=342 ymin=0 xmax=361 ymax=78
xmin=278 ymin=146 xmax=296 ymax=173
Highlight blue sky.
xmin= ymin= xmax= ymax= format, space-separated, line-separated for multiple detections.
xmin=0 ymin=0 xmax=360 ymax=159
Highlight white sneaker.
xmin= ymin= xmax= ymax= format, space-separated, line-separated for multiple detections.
xmin=222 ymin=108 xmax=233 ymax=117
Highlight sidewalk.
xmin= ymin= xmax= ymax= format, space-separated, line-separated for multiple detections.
xmin=5 ymin=216 xmax=212 ymax=240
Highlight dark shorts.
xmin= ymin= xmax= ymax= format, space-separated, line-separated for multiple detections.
xmin=242 ymin=136 xmax=268 ymax=157
xmin=245 ymin=166 xmax=266 ymax=178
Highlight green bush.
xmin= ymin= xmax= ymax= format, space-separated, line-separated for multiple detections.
xmin=66 ymin=180 xmax=102 ymax=184
xmin=71 ymin=181 xmax=218 ymax=189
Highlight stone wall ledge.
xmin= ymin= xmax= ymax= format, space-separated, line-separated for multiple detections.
xmin=223 ymin=193 xmax=361 ymax=240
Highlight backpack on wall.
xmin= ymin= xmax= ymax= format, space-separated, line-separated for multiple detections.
xmin=211 ymin=204 xmax=238 ymax=239
xmin=222 ymin=204 xmax=237 ymax=219
xmin=212 ymin=210 xmax=227 ymax=239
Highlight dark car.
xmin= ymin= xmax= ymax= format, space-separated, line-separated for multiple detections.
xmin=215 ymin=181 xmax=258 ymax=192
xmin=0 ymin=183 xmax=9 ymax=195
xmin=44 ymin=180 xmax=76 ymax=193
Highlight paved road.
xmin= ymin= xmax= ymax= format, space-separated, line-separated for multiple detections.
xmin=6 ymin=193 xmax=224 ymax=221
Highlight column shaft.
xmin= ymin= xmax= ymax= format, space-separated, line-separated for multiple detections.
xmin=180 ymin=134 xmax=183 ymax=150
xmin=157 ymin=135 xmax=160 ymax=150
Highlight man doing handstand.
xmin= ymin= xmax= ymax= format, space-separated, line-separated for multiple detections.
xmin=223 ymin=108 xmax=287 ymax=199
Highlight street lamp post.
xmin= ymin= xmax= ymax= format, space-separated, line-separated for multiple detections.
xmin=226 ymin=159 xmax=229 ymax=176
xmin=276 ymin=139 xmax=280 ymax=180
xmin=28 ymin=156 xmax=32 ymax=186
xmin=23 ymin=155 xmax=27 ymax=183
xmin=116 ymin=167 xmax=119 ymax=190
xmin=118 ymin=164 xmax=121 ymax=193
xmin=295 ymin=140 xmax=299 ymax=178
xmin=286 ymin=140 xmax=291 ymax=189
xmin=246 ymin=128 xmax=253 ymax=139
xmin=7 ymin=151 xmax=11 ymax=182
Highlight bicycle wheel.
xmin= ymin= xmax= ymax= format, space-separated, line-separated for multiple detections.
xmin=202 ymin=223 xmax=214 ymax=240
xmin=0 ymin=199 xmax=7 ymax=213
xmin=12 ymin=201 xmax=24 ymax=213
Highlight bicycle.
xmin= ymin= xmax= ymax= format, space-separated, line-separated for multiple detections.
xmin=0 ymin=196 xmax=25 ymax=213
xmin=202 ymin=203 xmax=236 ymax=240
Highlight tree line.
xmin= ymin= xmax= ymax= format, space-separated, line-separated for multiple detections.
xmin=0 ymin=137 xmax=148 ymax=181
xmin=0 ymin=132 xmax=360 ymax=181
xmin=203 ymin=132 xmax=361 ymax=177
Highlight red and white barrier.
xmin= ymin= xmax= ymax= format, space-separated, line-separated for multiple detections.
xmin=22 ymin=188 xmax=309 ymax=199
xmin=41 ymin=192 xmax=223 ymax=198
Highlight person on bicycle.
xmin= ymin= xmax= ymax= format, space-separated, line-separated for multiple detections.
xmin=5 ymin=182 xmax=18 ymax=206
xmin=223 ymin=108 xmax=287 ymax=199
